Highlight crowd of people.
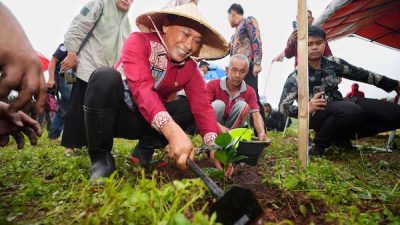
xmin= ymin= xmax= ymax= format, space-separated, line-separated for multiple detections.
xmin=0 ymin=0 xmax=399 ymax=183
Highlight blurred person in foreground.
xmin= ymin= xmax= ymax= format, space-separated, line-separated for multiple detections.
xmin=0 ymin=3 xmax=45 ymax=149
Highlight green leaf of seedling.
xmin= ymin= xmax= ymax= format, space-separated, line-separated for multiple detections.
xmin=227 ymin=147 xmax=236 ymax=162
xmin=215 ymin=133 xmax=232 ymax=149
xmin=214 ymin=150 xmax=228 ymax=165
xmin=168 ymin=213 xmax=191 ymax=225
xmin=232 ymin=155 xmax=248 ymax=163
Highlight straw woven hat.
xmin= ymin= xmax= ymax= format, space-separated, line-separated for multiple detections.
xmin=136 ymin=3 xmax=229 ymax=60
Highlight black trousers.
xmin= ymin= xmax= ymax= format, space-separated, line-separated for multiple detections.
xmin=84 ymin=68 xmax=195 ymax=148
xmin=61 ymin=78 xmax=87 ymax=148
xmin=244 ymin=61 xmax=267 ymax=132
xmin=310 ymin=98 xmax=400 ymax=148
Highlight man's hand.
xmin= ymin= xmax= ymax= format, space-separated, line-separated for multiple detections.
xmin=0 ymin=102 xmax=42 ymax=149
xmin=210 ymin=150 xmax=234 ymax=177
xmin=0 ymin=3 xmax=47 ymax=113
xmin=218 ymin=123 xmax=230 ymax=133
xmin=60 ymin=52 xmax=77 ymax=73
xmin=253 ymin=64 xmax=262 ymax=77
xmin=288 ymin=31 xmax=298 ymax=47
xmin=309 ymin=92 xmax=327 ymax=114
xmin=162 ymin=120 xmax=194 ymax=170
xmin=258 ymin=132 xmax=269 ymax=142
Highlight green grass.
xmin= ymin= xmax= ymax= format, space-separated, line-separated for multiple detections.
xmin=1 ymin=124 xmax=400 ymax=224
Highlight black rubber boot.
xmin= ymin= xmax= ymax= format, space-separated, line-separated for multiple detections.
xmin=84 ymin=106 xmax=116 ymax=184
xmin=333 ymin=139 xmax=358 ymax=151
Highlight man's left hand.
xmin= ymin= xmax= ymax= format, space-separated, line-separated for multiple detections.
xmin=253 ymin=64 xmax=262 ymax=77
xmin=210 ymin=150 xmax=234 ymax=177
xmin=258 ymin=133 xmax=269 ymax=142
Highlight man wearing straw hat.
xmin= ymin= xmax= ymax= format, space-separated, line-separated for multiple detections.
xmin=83 ymin=3 xmax=233 ymax=183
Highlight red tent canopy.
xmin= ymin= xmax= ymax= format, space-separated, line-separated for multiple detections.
xmin=315 ymin=0 xmax=400 ymax=50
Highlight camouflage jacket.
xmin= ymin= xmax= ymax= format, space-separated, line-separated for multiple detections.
xmin=279 ymin=56 xmax=398 ymax=118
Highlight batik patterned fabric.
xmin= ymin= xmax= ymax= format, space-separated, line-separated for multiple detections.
xmin=230 ymin=17 xmax=262 ymax=64
xmin=151 ymin=111 xmax=172 ymax=132
xmin=149 ymin=41 xmax=168 ymax=89
xmin=279 ymin=56 xmax=399 ymax=118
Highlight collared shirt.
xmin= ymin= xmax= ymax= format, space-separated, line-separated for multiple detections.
xmin=230 ymin=17 xmax=263 ymax=64
xmin=279 ymin=56 xmax=399 ymax=118
xmin=115 ymin=32 xmax=219 ymax=145
xmin=206 ymin=78 xmax=259 ymax=119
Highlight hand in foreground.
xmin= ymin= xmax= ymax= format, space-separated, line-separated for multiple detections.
xmin=0 ymin=3 xmax=47 ymax=113
xmin=0 ymin=102 xmax=42 ymax=149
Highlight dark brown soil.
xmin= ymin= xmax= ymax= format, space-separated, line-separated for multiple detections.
xmin=158 ymin=159 xmax=329 ymax=225
xmin=362 ymin=152 xmax=400 ymax=163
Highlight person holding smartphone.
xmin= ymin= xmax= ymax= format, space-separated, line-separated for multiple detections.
xmin=279 ymin=26 xmax=400 ymax=157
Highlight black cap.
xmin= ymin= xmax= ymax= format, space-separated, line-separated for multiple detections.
xmin=198 ymin=60 xmax=209 ymax=68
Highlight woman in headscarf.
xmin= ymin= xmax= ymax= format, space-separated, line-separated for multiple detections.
xmin=60 ymin=0 xmax=133 ymax=155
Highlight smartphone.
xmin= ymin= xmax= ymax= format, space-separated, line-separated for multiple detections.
xmin=313 ymin=86 xmax=325 ymax=99
xmin=64 ymin=69 xmax=77 ymax=84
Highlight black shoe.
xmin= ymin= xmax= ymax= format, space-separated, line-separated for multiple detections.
xmin=84 ymin=106 xmax=116 ymax=184
xmin=334 ymin=140 xmax=357 ymax=151
xmin=130 ymin=146 xmax=154 ymax=169
xmin=129 ymin=136 xmax=166 ymax=169
xmin=308 ymin=143 xmax=326 ymax=157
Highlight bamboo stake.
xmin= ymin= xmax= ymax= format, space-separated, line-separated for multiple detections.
xmin=297 ymin=0 xmax=309 ymax=167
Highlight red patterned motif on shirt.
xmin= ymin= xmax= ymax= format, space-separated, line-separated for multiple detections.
xmin=149 ymin=41 xmax=168 ymax=81
xmin=151 ymin=111 xmax=172 ymax=132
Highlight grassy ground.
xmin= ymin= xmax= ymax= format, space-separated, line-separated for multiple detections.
xmin=0 ymin=123 xmax=399 ymax=225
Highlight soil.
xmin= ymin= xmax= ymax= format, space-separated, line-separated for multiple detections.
xmin=158 ymin=159 xmax=329 ymax=225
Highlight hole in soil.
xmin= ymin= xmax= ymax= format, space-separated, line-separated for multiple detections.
xmin=157 ymin=159 xmax=328 ymax=224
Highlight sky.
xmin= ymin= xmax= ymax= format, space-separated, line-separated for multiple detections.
xmin=3 ymin=0 xmax=399 ymax=108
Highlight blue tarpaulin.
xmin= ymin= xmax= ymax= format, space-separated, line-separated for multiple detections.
xmin=203 ymin=63 xmax=226 ymax=81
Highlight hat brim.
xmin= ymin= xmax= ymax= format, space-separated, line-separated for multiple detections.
xmin=136 ymin=11 xmax=228 ymax=60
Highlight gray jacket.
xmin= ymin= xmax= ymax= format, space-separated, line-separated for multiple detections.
xmin=64 ymin=0 xmax=109 ymax=82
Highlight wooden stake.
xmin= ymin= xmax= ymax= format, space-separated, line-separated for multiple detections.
xmin=297 ymin=0 xmax=309 ymax=168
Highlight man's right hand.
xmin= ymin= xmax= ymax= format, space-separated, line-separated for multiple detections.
xmin=289 ymin=31 xmax=298 ymax=46
xmin=60 ymin=52 xmax=77 ymax=73
xmin=162 ymin=120 xmax=194 ymax=170
xmin=309 ymin=92 xmax=327 ymax=114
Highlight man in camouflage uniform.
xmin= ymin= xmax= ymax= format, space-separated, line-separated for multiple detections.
xmin=279 ymin=26 xmax=400 ymax=156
